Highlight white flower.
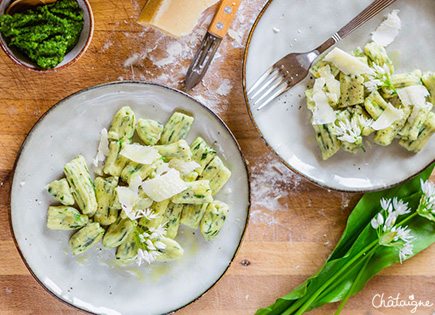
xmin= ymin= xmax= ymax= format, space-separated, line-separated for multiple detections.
xmin=364 ymin=64 xmax=392 ymax=92
xmin=418 ymin=180 xmax=435 ymax=217
xmin=383 ymin=211 xmax=397 ymax=232
xmin=380 ymin=198 xmax=391 ymax=212
xmin=392 ymin=197 xmax=410 ymax=216
xmin=398 ymin=242 xmax=413 ymax=264
xmin=332 ymin=117 xmax=362 ymax=144
xmin=371 ymin=217 xmax=379 ymax=229
xmin=135 ymin=227 xmax=167 ymax=267
xmin=148 ymin=223 xmax=167 ymax=239
xmin=371 ymin=213 xmax=384 ymax=229
xmin=358 ymin=115 xmax=373 ymax=130
xmin=392 ymin=226 xmax=414 ymax=243
xmin=421 ymin=179 xmax=435 ymax=198
xmin=141 ymin=208 xmax=159 ymax=220
xmin=155 ymin=241 xmax=166 ymax=250
xmin=364 ymin=79 xmax=382 ymax=92
xmin=146 ymin=239 xmax=156 ymax=251
xmin=136 ymin=248 xmax=161 ymax=266
xmin=377 ymin=213 xmax=384 ymax=225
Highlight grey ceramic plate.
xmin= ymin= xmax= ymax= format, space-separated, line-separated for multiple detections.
xmin=10 ymin=82 xmax=250 ymax=315
xmin=243 ymin=0 xmax=435 ymax=192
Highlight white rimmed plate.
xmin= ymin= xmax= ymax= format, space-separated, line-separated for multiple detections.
xmin=243 ymin=0 xmax=435 ymax=192
xmin=10 ymin=82 xmax=250 ymax=315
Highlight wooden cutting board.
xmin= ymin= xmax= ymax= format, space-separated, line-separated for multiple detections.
xmin=0 ymin=0 xmax=434 ymax=314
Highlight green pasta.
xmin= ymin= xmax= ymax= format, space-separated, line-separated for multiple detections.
xmin=64 ymin=155 xmax=97 ymax=216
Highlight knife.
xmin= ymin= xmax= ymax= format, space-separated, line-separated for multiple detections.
xmin=185 ymin=0 xmax=242 ymax=90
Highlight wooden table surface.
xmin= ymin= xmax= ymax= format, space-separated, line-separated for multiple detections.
xmin=0 ymin=0 xmax=434 ymax=314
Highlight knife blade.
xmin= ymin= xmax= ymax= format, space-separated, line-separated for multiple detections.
xmin=185 ymin=0 xmax=242 ymax=90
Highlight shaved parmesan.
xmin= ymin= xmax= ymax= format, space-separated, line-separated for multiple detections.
xmin=371 ymin=102 xmax=403 ymax=130
xmin=141 ymin=168 xmax=187 ymax=202
xmin=372 ymin=10 xmax=401 ymax=47
xmin=120 ymin=144 xmax=160 ymax=165
xmin=169 ymin=158 xmax=201 ymax=175
xmin=318 ymin=65 xmax=341 ymax=101
xmin=324 ymin=48 xmax=373 ymax=75
xmin=135 ymin=195 xmax=153 ymax=210
xmin=312 ymin=78 xmax=336 ymax=125
xmin=397 ymin=85 xmax=430 ymax=108
xmin=155 ymin=163 xmax=170 ymax=177
xmin=129 ymin=174 xmax=143 ymax=194
xmin=93 ymin=128 xmax=109 ymax=167
xmin=116 ymin=187 xmax=138 ymax=213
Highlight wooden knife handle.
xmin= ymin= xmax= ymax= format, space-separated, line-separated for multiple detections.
xmin=208 ymin=0 xmax=243 ymax=39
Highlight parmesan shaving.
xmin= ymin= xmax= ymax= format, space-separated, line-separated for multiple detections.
xmin=371 ymin=102 xmax=403 ymax=130
xmin=397 ymin=85 xmax=430 ymax=108
xmin=169 ymin=158 xmax=201 ymax=175
xmin=324 ymin=48 xmax=373 ymax=75
xmin=372 ymin=10 xmax=401 ymax=47
xmin=318 ymin=65 xmax=341 ymax=101
xmin=120 ymin=144 xmax=160 ymax=165
xmin=93 ymin=128 xmax=109 ymax=167
xmin=116 ymin=187 xmax=138 ymax=214
xmin=141 ymin=168 xmax=187 ymax=202
xmin=129 ymin=174 xmax=143 ymax=194
xmin=312 ymin=78 xmax=336 ymax=125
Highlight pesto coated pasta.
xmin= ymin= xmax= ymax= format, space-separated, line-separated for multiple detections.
xmin=45 ymin=106 xmax=232 ymax=266
xmin=307 ymin=34 xmax=435 ymax=160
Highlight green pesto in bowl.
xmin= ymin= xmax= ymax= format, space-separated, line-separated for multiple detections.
xmin=0 ymin=0 xmax=84 ymax=69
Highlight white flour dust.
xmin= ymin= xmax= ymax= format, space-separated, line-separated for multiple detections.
xmin=248 ymin=153 xmax=303 ymax=226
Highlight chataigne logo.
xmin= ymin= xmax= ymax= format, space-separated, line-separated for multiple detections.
xmin=372 ymin=293 xmax=433 ymax=313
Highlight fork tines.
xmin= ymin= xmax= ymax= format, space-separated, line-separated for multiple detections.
xmin=247 ymin=65 xmax=291 ymax=111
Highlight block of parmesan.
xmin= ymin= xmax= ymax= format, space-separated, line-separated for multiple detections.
xmin=137 ymin=0 xmax=219 ymax=38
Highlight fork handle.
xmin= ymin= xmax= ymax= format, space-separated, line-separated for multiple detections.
xmin=316 ymin=0 xmax=398 ymax=54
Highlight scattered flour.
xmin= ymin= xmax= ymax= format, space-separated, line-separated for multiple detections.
xmin=250 ymin=153 xmax=301 ymax=212
xmin=341 ymin=193 xmax=351 ymax=209
xmin=123 ymin=53 xmax=147 ymax=68
xmin=102 ymin=40 xmax=114 ymax=52
xmin=216 ymin=79 xmax=232 ymax=96
xmin=249 ymin=210 xmax=276 ymax=226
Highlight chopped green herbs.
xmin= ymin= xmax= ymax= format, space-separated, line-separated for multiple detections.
xmin=0 ymin=0 xmax=84 ymax=69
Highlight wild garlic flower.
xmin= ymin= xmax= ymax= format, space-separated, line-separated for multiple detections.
xmin=364 ymin=64 xmax=395 ymax=93
xmin=416 ymin=179 xmax=435 ymax=222
xmin=332 ymin=117 xmax=362 ymax=144
xmin=358 ymin=115 xmax=373 ymax=132
xmin=371 ymin=197 xmax=414 ymax=263
xmin=134 ymin=223 xmax=167 ymax=266
xmin=126 ymin=208 xmax=158 ymax=221
xmin=398 ymin=242 xmax=414 ymax=264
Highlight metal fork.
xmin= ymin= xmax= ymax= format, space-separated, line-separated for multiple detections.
xmin=247 ymin=0 xmax=397 ymax=110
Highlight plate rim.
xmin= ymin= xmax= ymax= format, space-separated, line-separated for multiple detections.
xmin=242 ymin=0 xmax=435 ymax=193
xmin=8 ymin=80 xmax=252 ymax=315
